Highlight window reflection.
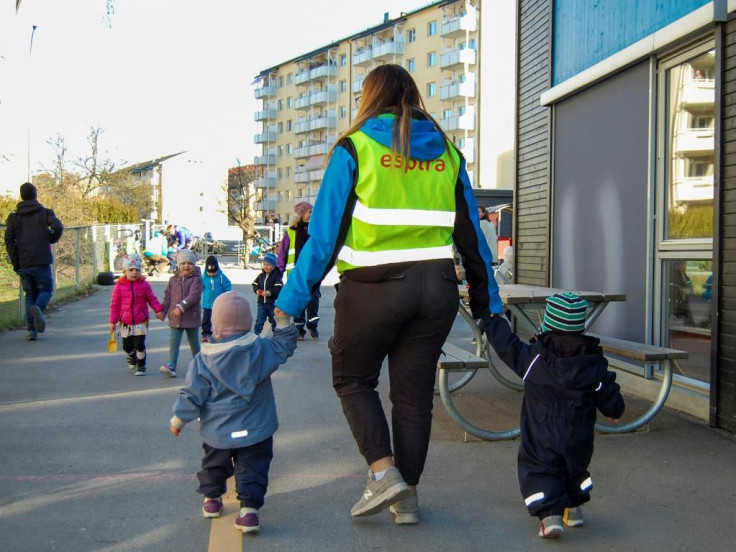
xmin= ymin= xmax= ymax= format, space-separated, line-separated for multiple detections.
xmin=664 ymin=259 xmax=711 ymax=383
xmin=665 ymin=51 xmax=715 ymax=240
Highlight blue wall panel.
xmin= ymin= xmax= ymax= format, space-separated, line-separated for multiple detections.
xmin=553 ymin=0 xmax=710 ymax=84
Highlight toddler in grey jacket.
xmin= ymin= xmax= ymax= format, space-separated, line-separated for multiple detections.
xmin=169 ymin=291 xmax=298 ymax=535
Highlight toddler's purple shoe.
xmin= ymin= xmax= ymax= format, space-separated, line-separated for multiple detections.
xmin=202 ymin=497 xmax=223 ymax=518
xmin=234 ymin=510 xmax=260 ymax=534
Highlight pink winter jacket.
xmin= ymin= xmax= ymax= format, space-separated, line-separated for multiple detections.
xmin=109 ymin=276 xmax=163 ymax=325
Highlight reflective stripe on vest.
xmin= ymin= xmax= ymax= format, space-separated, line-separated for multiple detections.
xmin=285 ymin=227 xmax=296 ymax=274
xmin=337 ymin=130 xmax=459 ymax=273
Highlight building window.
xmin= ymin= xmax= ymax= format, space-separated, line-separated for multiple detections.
xmin=278 ymin=76 xmax=284 ymax=87
xmin=427 ymin=52 xmax=436 ymax=67
xmin=287 ymin=143 xmax=293 ymax=155
xmin=287 ymin=96 xmax=293 ymax=108
xmin=287 ymin=120 xmax=292 ymax=131
xmin=427 ymin=21 xmax=437 ymax=36
xmin=277 ymin=168 xmax=283 ymax=180
xmin=407 ymin=58 xmax=415 ymax=73
xmin=340 ymin=105 xmax=347 ymax=119
xmin=442 ymin=109 xmax=452 ymax=119
xmin=277 ymin=145 xmax=284 ymax=157
xmin=655 ymin=44 xmax=715 ymax=386
xmin=458 ymin=105 xmax=466 ymax=116
xmin=458 ymin=137 xmax=465 ymax=149
xmin=277 ymin=122 xmax=283 ymax=134
xmin=427 ymin=82 xmax=436 ymax=98
xmin=286 ymin=166 xmax=291 ymax=177
xmin=340 ymin=53 xmax=347 ymax=66
xmin=287 ymin=73 xmax=293 ymax=84
xmin=408 ymin=28 xmax=416 ymax=42
xmin=340 ymin=79 xmax=347 ymax=93
xmin=277 ymin=99 xmax=284 ymax=111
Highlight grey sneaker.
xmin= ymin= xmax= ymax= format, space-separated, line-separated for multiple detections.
xmin=26 ymin=330 xmax=38 ymax=341
xmin=30 ymin=305 xmax=45 ymax=333
xmin=351 ymin=467 xmax=409 ymax=517
xmin=539 ymin=515 xmax=564 ymax=538
xmin=389 ymin=485 xmax=418 ymax=525
xmin=563 ymin=506 xmax=584 ymax=527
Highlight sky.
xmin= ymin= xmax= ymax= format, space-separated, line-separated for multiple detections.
xmin=0 ymin=0 xmax=435 ymax=192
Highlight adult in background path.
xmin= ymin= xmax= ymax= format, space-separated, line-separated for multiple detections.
xmin=275 ymin=64 xmax=503 ymax=524
xmin=4 ymin=182 xmax=64 ymax=341
xmin=276 ymin=201 xmax=320 ymax=340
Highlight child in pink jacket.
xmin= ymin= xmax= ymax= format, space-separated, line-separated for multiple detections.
xmin=109 ymin=254 xmax=165 ymax=376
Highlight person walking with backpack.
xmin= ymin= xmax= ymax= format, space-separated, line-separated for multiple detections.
xmin=4 ymin=182 xmax=64 ymax=341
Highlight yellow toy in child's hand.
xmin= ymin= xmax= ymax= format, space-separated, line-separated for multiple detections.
xmin=107 ymin=329 xmax=118 ymax=353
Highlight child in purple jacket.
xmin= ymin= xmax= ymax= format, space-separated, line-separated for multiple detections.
xmin=160 ymin=249 xmax=203 ymax=378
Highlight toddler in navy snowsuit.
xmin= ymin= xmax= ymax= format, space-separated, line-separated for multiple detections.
xmin=483 ymin=292 xmax=625 ymax=538
xmin=251 ymin=253 xmax=283 ymax=336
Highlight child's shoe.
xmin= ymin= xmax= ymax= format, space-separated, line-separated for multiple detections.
xmin=127 ymin=355 xmax=137 ymax=371
xmin=389 ymin=485 xmax=419 ymax=525
xmin=201 ymin=335 xmax=210 ymax=343
xmin=234 ymin=508 xmax=260 ymax=534
xmin=159 ymin=363 xmax=177 ymax=378
xmin=202 ymin=497 xmax=223 ymax=518
xmin=134 ymin=367 xmax=146 ymax=376
xmin=539 ymin=515 xmax=564 ymax=538
xmin=563 ymin=506 xmax=584 ymax=527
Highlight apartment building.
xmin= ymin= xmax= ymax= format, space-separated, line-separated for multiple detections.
xmin=252 ymin=0 xmax=481 ymax=225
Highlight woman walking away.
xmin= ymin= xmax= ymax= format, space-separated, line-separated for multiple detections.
xmin=275 ymin=64 xmax=503 ymax=524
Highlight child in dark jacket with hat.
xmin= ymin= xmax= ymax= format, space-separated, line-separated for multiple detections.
xmin=482 ymin=292 xmax=625 ymax=539
xmin=169 ymin=291 xmax=298 ymax=535
xmin=201 ymin=255 xmax=232 ymax=343
xmin=251 ymin=252 xmax=283 ymax=336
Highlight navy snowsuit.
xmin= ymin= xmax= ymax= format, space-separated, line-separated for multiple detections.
xmin=485 ymin=316 xmax=625 ymax=518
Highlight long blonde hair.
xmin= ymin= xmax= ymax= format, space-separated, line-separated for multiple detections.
xmin=327 ymin=64 xmax=455 ymax=162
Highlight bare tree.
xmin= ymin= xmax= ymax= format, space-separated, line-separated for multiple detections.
xmin=72 ymin=127 xmax=118 ymax=198
xmin=225 ymin=161 xmax=259 ymax=246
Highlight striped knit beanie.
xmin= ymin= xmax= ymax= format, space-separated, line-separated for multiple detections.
xmin=541 ymin=292 xmax=588 ymax=333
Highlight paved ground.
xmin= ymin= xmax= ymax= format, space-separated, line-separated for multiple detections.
xmin=0 ymin=264 xmax=735 ymax=551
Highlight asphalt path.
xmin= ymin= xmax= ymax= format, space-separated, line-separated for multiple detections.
xmin=1 ymin=266 xmax=735 ymax=551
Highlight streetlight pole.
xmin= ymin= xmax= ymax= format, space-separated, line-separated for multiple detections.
xmin=26 ymin=24 xmax=37 ymax=182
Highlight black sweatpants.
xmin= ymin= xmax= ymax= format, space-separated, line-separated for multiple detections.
xmin=196 ymin=437 xmax=274 ymax=509
xmin=122 ymin=335 xmax=146 ymax=368
xmin=329 ymin=259 xmax=458 ymax=486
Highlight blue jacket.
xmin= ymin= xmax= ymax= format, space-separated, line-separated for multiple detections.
xmin=171 ymin=324 xmax=298 ymax=449
xmin=201 ymin=270 xmax=232 ymax=309
xmin=275 ymin=115 xmax=502 ymax=318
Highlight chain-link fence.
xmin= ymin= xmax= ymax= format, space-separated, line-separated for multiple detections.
xmin=0 ymin=223 xmax=141 ymax=331
xmin=192 ymin=225 xmax=279 ymax=268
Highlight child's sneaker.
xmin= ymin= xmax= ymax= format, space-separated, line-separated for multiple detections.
xmin=234 ymin=509 xmax=260 ymax=534
xmin=159 ymin=363 xmax=177 ymax=377
xmin=351 ymin=467 xmax=409 ymax=517
xmin=201 ymin=335 xmax=210 ymax=343
xmin=134 ymin=367 xmax=146 ymax=376
xmin=127 ymin=355 xmax=137 ymax=370
xmin=539 ymin=515 xmax=564 ymax=538
xmin=389 ymin=485 xmax=419 ymax=525
xmin=202 ymin=497 xmax=223 ymax=518
xmin=563 ymin=506 xmax=584 ymax=527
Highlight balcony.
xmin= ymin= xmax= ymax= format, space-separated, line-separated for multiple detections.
xmin=441 ymin=107 xmax=476 ymax=132
xmin=680 ymin=79 xmax=715 ymax=109
xmin=673 ymin=128 xmax=714 ymax=155
xmin=255 ymin=198 xmax=277 ymax=211
xmin=254 ymin=128 xmax=277 ymax=144
xmin=254 ymin=153 xmax=276 ymax=166
xmin=353 ymin=48 xmax=373 ymax=67
xmin=295 ymin=63 xmax=337 ymax=85
xmin=254 ymin=82 xmax=277 ymax=99
xmin=671 ymin=176 xmax=714 ymax=204
xmin=254 ymin=171 xmax=277 ymax=189
xmin=440 ymin=75 xmax=476 ymax=101
xmin=296 ymin=87 xmax=337 ymax=110
xmin=373 ymin=40 xmax=404 ymax=61
xmin=294 ymin=139 xmax=335 ymax=159
xmin=460 ymin=138 xmax=474 ymax=163
xmin=294 ymin=112 xmax=337 ymax=135
xmin=254 ymin=106 xmax=276 ymax=121
xmin=294 ymin=168 xmax=326 ymax=183
xmin=352 ymin=75 xmax=365 ymax=93
xmin=441 ymin=13 xmax=477 ymax=38
xmin=440 ymin=48 xmax=476 ymax=69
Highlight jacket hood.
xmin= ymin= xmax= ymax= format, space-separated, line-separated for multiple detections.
xmin=360 ymin=114 xmax=446 ymax=161
xmin=536 ymin=333 xmax=608 ymax=391
xmin=15 ymin=199 xmax=45 ymax=216
xmin=200 ymin=333 xmax=261 ymax=400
